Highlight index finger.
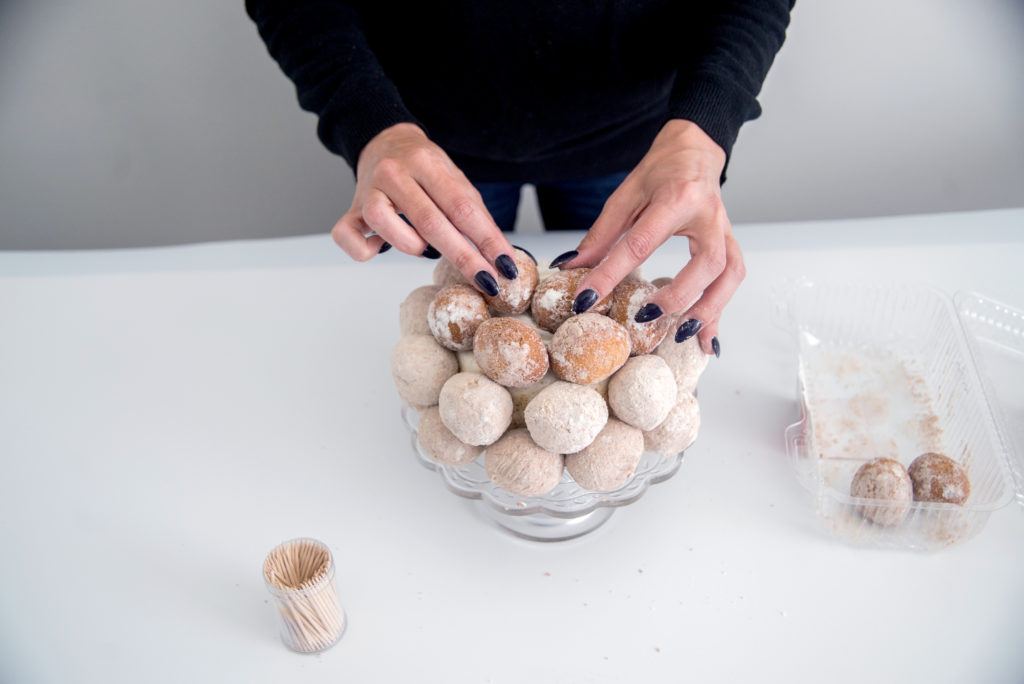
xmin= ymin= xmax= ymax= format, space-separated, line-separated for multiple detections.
xmin=573 ymin=200 xmax=695 ymax=311
xmin=415 ymin=171 xmax=518 ymax=280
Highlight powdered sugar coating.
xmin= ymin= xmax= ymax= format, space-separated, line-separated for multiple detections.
xmin=473 ymin=317 xmax=549 ymax=388
xmin=549 ymin=313 xmax=631 ymax=385
xmin=530 ymin=268 xmax=611 ymax=332
xmin=399 ymin=284 xmax=441 ymax=337
xmin=433 ymin=258 xmax=469 ymax=287
xmin=485 ymin=428 xmax=565 ymax=497
xmin=655 ymin=334 xmax=709 ymax=395
xmin=643 ymin=394 xmax=700 ymax=457
xmin=507 ymin=370 xmax=559 ymax=429
xmin=417 ymin=406 xmax=483 ymax=467
xmin=564 ymin=418 xmax=644 ymax=491
xmin=524 ymin=381 xmax=608 ymax=454
xmin=608 ymin=279 xmax=671 ymax=355
xmin=850 ymin=458 xmax=914 ymax=526
xmin=390 ymin=334 xmax=459 ymax=409
xmin=608 ymin=355 xmax=678 ymax=430
xmin=908 ymin=452 xmax=970 ymax=505
xmin=438 ymin=372 xmax=513 ymax=446
xmin=428 ymin=284 xmax=490 ymax=351
xmin=482 ymin=249 xmax=538 ymax=314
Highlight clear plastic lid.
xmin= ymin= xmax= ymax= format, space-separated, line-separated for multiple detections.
xmin=953 ymin=291 xmax=1024 ymax=507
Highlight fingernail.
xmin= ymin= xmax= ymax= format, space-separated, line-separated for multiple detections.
xmin=549 ymin=250 xmax=578 ymax=269
xmin=422 ymin=245 xmax=441 ymax=259
xmin=378 ymin=241 xmax=392 ymax=254
xmin=674 ymin=318 xmax=703 ymax=343
xmin=572 ymin=288 xmax=599 ymax=314
xmin=712 ymin=336 xmax=721 ymax=358
xmin=474 ymin=271 xmax=500 ymax=297
xmin=495 ymin=253 xmax=519 ymax=280
xmin=634 ymin=303 xmax=663 ymax=323
xmin=512 ymin=245 xmax=536 ymax=265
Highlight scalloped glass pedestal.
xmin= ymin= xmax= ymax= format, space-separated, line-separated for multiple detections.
xmin=402 ymin=405 xmax=684 ymax=541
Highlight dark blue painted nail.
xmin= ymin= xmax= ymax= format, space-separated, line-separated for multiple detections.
xmin=378 ymin=241 xmax=392 ymax=254
xmin=634 ymin=303 xmax=663 ymax=323
xmin=712 ymin=336 xmax=721 ymax=358
xmin=422 ymin=245 xmax=441 ymax=259
xmin=474 ymin=271 xmax=500 ymax=297
xmin=495 ymin=253 xmax=518 ymax=280
xmin=512 ymin=245 xmax=536 ymax=265
xmin=549 ymin=250 xmax=578 ymax=269
xmin=674 ymin=318 xmax=703 ymax=343
xmin=572 ymin=288 xmax=599 ymax=314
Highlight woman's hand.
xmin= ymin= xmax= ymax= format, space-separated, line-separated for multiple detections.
xmin=330 ymin=123 xmax=518 ymax=296
xmin=557 ymin=119 xmax=744 ymax=356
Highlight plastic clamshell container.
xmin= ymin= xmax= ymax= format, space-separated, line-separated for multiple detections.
xmin=783 ymin=282 xmax=1022 ymax=551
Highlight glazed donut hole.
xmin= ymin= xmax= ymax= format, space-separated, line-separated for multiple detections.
xmin=393 ymin=262 xmax=707 ymax=496
xmin=530 ymin=268 xmax=611 ymax=333
xmin=483 ymin=248 xmax=539 ymax=314
xmin=428 ymin=284 xmax=490 ymax=351
xmin=608 ymin=278 xmax=671 ymax=356
xmin=908 ymin=452 xmax=970 ymax=505
xmin=473 ymin=317 xmax=549 ymax=388
xmin=850 ymin=458 xmax=914 ymax=527
xmin=549 ymin=313 xmax=631 ymax=385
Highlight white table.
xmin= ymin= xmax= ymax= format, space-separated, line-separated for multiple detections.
xmin=1 ymin=209 xmax=1022 ymax=684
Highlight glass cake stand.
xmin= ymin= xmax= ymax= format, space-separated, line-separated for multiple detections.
xmin=401 ymin=405 xmax=685 ymax=541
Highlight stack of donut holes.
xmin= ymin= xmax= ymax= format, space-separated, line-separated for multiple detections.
xmin=391 ymin=249 xmax=708 ymax=498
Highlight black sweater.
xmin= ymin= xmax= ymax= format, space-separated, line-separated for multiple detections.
xmin=246 ymin=1 xmax=793 ymax=183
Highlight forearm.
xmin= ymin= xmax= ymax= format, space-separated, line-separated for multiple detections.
xmin=669 ymin=0 xmax=795 ymax=172
xmin=245 ymin=0 xmax=421 ymax=168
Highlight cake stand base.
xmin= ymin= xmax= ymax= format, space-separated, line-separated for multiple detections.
xmin=474 ymin=502 xmax=615 ymax=542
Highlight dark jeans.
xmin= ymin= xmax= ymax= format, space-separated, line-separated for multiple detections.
xmin=475 ymin=172 xmax=629 ymax=232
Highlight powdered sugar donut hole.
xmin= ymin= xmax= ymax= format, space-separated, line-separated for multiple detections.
xmin=549 ymin=313 xmax=631 ymax=385
xmin=530 ymin=268 xmax=611 ymax=332
xmin=507 ymin=371 xmax=558 ymax=429
xmin=524 ymin=381 xmax=608 ymax=454
xmin=390 ymin=334 xmax=459 ymax=409
xmin=438 ymin=372 xmax=513 ymax=446
xmin=655 ymin=333 xmax=709 ymax=395
xmin=485 ymin=428 xmax=565 ymax=497
xmin=417 ymin=406 xmax=483 ymax=467
xmin=565 ymin=418 xmax=644 ymax=491
xmin=433 ymin=258 xmax=469 ymax=287
xmin=607 ymin=355 xmax=677 ymax=430
xmin=483 ymin=248 xmax=538 ymax=314
xmin=399 ymin=284 xmax=441 ymax=337
xmin=472 ymin=317 xmax=549 ymax=388
xmin=643 ymin=393 xmax=700 ymax=457
xmin=851 ymin=458 xmax=914 ymax=526
xmin=428 ymin=284 xmax=491 ymax=351
xmin=608 ymin=278 xmax=671 ymax=355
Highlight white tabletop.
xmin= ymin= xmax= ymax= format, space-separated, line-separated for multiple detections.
xmin=1 ymin=209 xmax=1023 ymax=684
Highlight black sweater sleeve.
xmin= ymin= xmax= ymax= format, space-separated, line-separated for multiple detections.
xmin=668 ymin=0 xmax=795 ymax=164
xmin=245 ymin=0 xmax=421 ymax=169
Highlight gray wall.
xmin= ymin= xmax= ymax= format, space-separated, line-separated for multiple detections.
xmin=0 ymin=0 xmax=1021 ymax=250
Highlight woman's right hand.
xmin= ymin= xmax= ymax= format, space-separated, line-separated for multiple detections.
xmin=330 ymin=123 xmax=519 ymax=295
